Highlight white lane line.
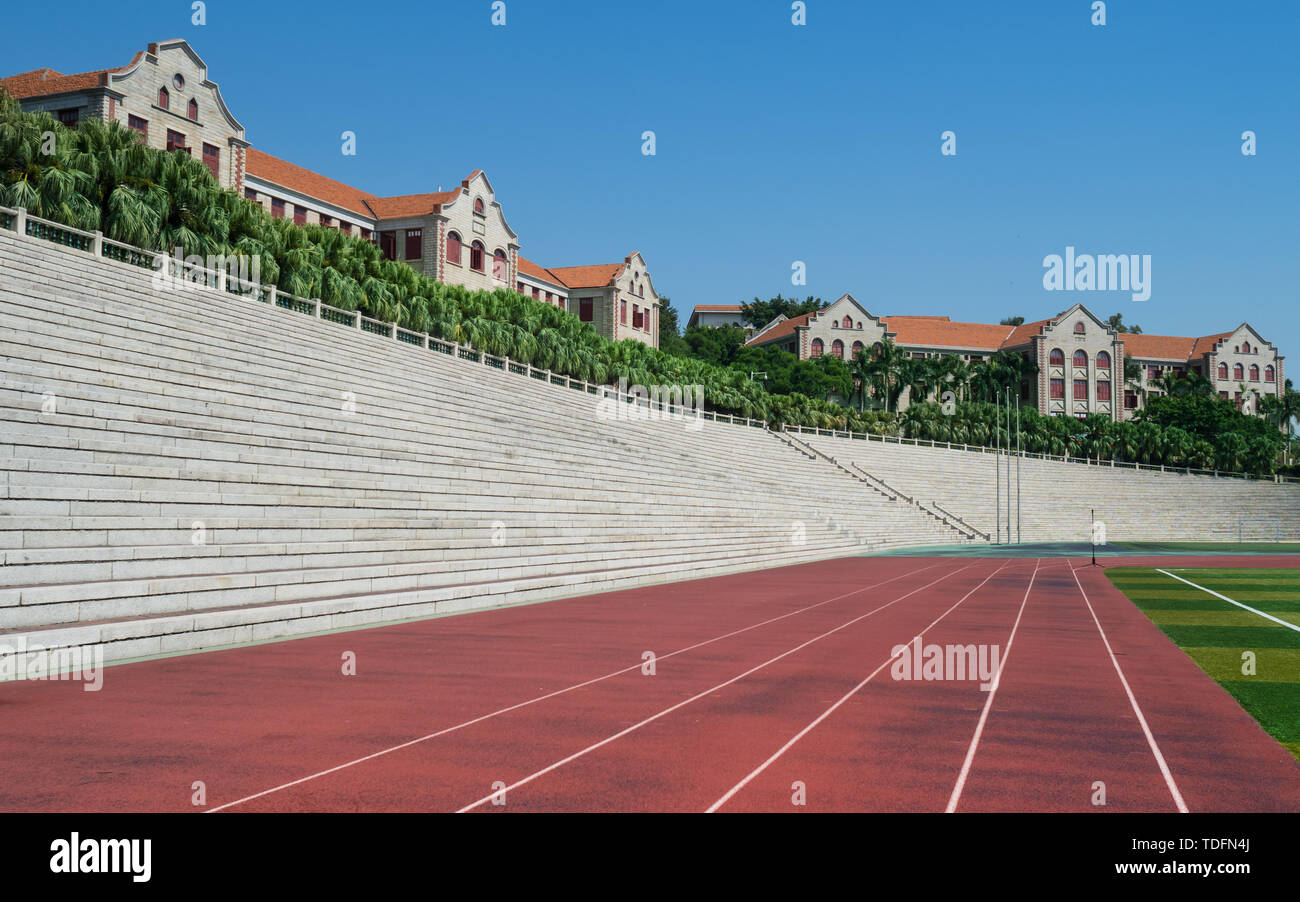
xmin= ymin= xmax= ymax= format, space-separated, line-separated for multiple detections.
xmin=945 ymin=558 xmax=1041 ymax=813
xmin=1072 ymin=566 xmax=1188 ymax=813
xmin=1156 ymin=569 xmax=1300 ymax=632
xmin=206 ymin=560 xmax=948 ymax=812
xmin=705 ymin=559 xmax=1015 ymax=813
xmin=457 ymin=560 xmax=989 ymax=813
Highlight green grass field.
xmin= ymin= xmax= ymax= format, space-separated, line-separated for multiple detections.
xmin=1106 ymin=567 xmax=1300 ymax=762
xmin=1115 ymin=541 xmax=1300 ymax=554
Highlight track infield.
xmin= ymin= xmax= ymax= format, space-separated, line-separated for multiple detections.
xmin=1106 ymin=566 xmax=1300 ymax=762
xmin=2 ymin=553 xmax=1298 ymax=813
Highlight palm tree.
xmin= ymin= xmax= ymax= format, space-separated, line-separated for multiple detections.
xmin=857 ymin=338 xmax=905 ymax=413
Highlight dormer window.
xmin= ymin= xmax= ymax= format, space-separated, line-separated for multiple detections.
xmin=474 ymin=198 xmax=485 ymax=215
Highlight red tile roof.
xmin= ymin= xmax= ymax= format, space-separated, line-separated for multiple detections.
xmin=882 ymin=315 xmax=1016 ymax=351
xmin=245 ymin=148 xmax=378 ymax=218
xmin=516 ymin=256 xmax=568 ymax=288
xmin=1189 ymin=330 xmax=1234 ymax=358
xmin=364 ymin=190 xmax=461 ymax=219
xmin=0 ymin=51 xmax=147 ymax=99
xmin=746 ymin=313 xmax=814 ymax=346
xmin=1000 ymin=319 xmax=1051 ymax=348
xmin=693 ymin=304 xmax=744 ymax=312
xmin=545 ymin=263 xmax=624 ymax=289
xmin=1120 ymin=333 xmax=1197 ymax=360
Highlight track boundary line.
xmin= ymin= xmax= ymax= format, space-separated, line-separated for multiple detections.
xmin=944 ymin=558 xmax=1041 ymax=813
xmin=1156 ymin=569 xmax=1300 ymax=632
xmin=205 ymin=559 xmax=953 ymax=812
xmin=456 ymin=560 xmax=995 ymax=813
xmin=1071 ymin=565 xmax=1189 ymax=813
xmin=704 ymin=559 xmax=1016 ymax=813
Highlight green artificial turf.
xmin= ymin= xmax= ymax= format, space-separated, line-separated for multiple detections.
xmin=1107 ymin=567 xmax=1300 ymax=762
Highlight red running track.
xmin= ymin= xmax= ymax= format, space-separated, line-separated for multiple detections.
xmin=1 ymin=553 xmax=1297 ymax=813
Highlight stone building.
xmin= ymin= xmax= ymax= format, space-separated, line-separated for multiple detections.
xmin=3 ymin=38 xmax=662 ymax=349
xmin=745 ymin=295 xmax=1284 ymax=420
xmin=0 ymin=39 xmax=248 ymax=191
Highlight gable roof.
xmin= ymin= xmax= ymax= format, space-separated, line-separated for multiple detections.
xmin=882 ymin=315 xmax=1017 ymax=351
xmin=0 ymin=51 xmax=146 ymax=99
xmin=1120 ymin=333 xmax=1197 ymax=361
xmin=245 ymin=148 xmax=378 ymax=218
xmin=545 ymin=263 xmax=624 ymax=289
xmin=1000 ymin=319 xmax=1051 ymax=348
xmin=364 ymin=190 xmax=462 ymax=219
xmin=1189 ymin=330 xmax=1235 ymax=358
xmin=516 ymin=256 xmax=569 ymax=289
xmin=745 ymin=312 xmax=813 ymax=346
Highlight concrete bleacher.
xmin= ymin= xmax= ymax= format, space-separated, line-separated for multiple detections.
xmin=0 ymin=226 xmax=961 ymax=665
xmin=2 ymin=219 xmax=1297 ymax=669
xmin=800 ymin=432 xmax=1300 ymax=543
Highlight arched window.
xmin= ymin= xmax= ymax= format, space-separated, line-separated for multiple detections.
xmin=446 ymin=231 xmax=462 ymax=265
xmin=474 ymin=198 xmax=485 ymax=215
xmin=470 ymin=240 xmax=485 ymax=272
xmin=1073 ymin=350 xmax=1088 ymax=368
xmin=810 ymin=338 xmax=824 ymax=358
xmin=1242 ymin=341 xmax=1251 ymax=353
xmin=158 ymin=87 xmax=169 ymax=109
xmin=852 ymin=341 xmax=864 ymax=358
xmin=1233 ymin=363 xmax=1244 ymax=380
xmin=842 ymin=315 xmax=852 ymax=329
xmin=857 ymin=321 xmax=863 ymax=329
xmin=832 ymin=339 xmax=845 ymax=359
xmin=872 ymin=342 xmax=883 ymax=357
xmin=1265 ymin=365 xmax=1275 ymax=382
xmin=1074 ymin=322 xmax=1085 ymax=334
xmin=1049 ymin=348 xmax=1065 ymax=367
xmin=187 ymin=99 xmax=198 ymax=121
xmin=492 ymin=248 xmax=507 ymax=280
xmin=1249 ymin=364 xmax=1259 ymax=381
xmin=1096 ymin=351 xmax=1111 ymax=369
xmin=1217 ymin=362 xmax=1228 ymax=380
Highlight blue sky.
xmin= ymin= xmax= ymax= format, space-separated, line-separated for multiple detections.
xmin=7 ymin=0 xmax=1298 ymax=357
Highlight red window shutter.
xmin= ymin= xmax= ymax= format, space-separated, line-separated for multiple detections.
xmin=1096 ymin=381 xmax=1111 ymax=402
xmin=446 ymin=232 xmax=461 ymax=264
xmin=293 ymin=206 xmax=307 ymax=226
xmin=580 ymin=298 xmax=594 ymax=322
xmin=405 ymin=229 xmax=423 ymax=259
xmin=1050 ymin=378 xmax=1064 ymax=399
xmin=202 ymin=143 xmax=219 ymax=179
xmin=1074 ymin=379 xmax=1088 ymax=400
xmin=271 ymin=198 xmax=285 ymax=219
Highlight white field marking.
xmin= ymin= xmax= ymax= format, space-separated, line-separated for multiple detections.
xmin=205 ymin=561 xmax=952 ymax=812
xmin=945 ymin=558 xmax=1041 ymax=813
xmin=457 ymin=560 xmax=990 ymax=813
xmin=1071 ymin=565 xmax=1188 ymax=813
xmin=704 ymin=559 xmax=1014 ymax=814
xmin=1156 ymin=569 xmax=1300 ymax=632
